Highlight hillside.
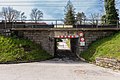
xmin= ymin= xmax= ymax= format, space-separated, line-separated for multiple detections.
xmin=0 ymin=35 xmax=52 ymax=63
xmin=80 ymin=31 xmax=120 ymax=62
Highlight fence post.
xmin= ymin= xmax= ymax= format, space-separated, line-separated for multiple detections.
xmin=15 ymin=21 xmax=17 ymax=28
xmin=84 ymin=19 xmax=85 ymax=25
xmin=117 ymin=20 xmax=119 ymax=28
xmin=56 ymin=20 xmax=57 ymax=28
xmin=118 ymin=20 xmax=120 ymax=28
xmin=96 ymin=20 xmax=98 ymax=28
xmin=12 ymin=21 xmax=14 ymax=28
xmin=4 ymin=20 xmax=6 ymax=29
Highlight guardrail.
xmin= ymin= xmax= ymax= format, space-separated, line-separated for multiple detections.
xmin=0 ymin=19 xmax=119 ymax=29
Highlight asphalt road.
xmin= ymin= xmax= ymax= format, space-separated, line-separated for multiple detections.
xmin=57 ymin=42 xmax=70 ymax=50
xmin=0 ymin=59 xmax=120 ymax=80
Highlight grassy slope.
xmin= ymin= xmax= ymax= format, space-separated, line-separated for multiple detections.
xmin=0 ymin=35 xmax=52 ymax=63
xmin=80 ymin=32 xmax=120 ymax=62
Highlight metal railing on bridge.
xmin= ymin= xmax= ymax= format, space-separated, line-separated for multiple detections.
xmin=0 ymin=19 xmax=120 ymax=29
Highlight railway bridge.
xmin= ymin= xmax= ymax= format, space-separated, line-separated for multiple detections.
xmin=11 ymin=27 xmax=120 ymax=58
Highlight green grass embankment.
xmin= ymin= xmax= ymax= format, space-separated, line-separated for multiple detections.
xmin=80 ymin=32 xmax=120 ymax=62
xmin=0 ymin=35 xmax=52 ymax=63
xmin=66 ymin=39 xmax=70 ymax=48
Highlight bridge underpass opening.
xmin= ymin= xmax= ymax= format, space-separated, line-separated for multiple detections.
xmin=54 ymin=36 xmax=79 ymax=60
xmin=56 ymin=38 xmax=71 ymax=50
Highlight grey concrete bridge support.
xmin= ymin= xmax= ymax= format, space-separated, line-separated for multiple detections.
xmin=12 ymin=28 xmax=115 ymax=57
xmin=15 ymin=30 xmax=55 ymax=56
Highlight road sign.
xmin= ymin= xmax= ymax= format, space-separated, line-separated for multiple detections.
xmin=80 ymin=42 xmax=85 ymax=46
xmin=80 ymin=37 xmax=85 ymax=42
xmin=79 ymin=32 xmax=84 ymax=37
xmin=80 ymin=37 xmax=85 ymax=46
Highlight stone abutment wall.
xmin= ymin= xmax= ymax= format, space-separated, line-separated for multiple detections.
xmin=96 ymin=58 xmax=120 ymax=70
xmin=79 ymin=31 xmax=114 ymax=54
xmin=16 ymin=30 xmax=55 ymax=56
xmin=13 ymin=29 xmax=114 ymax=56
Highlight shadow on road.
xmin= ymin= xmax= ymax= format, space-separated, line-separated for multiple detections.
xmin=40 ymin=50 xmax=86 ymax=64
xmin=40 ymin=58 xmax=86 ymax=64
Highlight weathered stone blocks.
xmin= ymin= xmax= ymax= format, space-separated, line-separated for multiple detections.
xmin=14 ymin=29 xmax=114 ymax=57
xmin=96 ymin=57 xmax=120 ymax=70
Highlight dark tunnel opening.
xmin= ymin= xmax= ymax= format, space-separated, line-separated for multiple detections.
xmin=54 ymin=38 xmax=79 ymax=60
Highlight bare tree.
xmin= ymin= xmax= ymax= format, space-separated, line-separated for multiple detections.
xmin=89 ymin=13 xmax=100 ymax=25
xmin=0 ymin=7 xmax=20 ymax=22
xmin=20 ymin=12 xmax=26 ymax=22
xmin=30 ymin=8 xmax=43 ymax=23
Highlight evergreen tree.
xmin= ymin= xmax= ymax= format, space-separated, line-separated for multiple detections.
xmin=101 ymin=15 xmax=106 ymax=24
xmin=105 ymin=0 xmax=119 ymax=25
xmin=64 ymin=0 xmax=76 ymax=25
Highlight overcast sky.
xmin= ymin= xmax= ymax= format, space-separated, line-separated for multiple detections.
xmin=0 ymin=0 xmax=119 ymax=20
